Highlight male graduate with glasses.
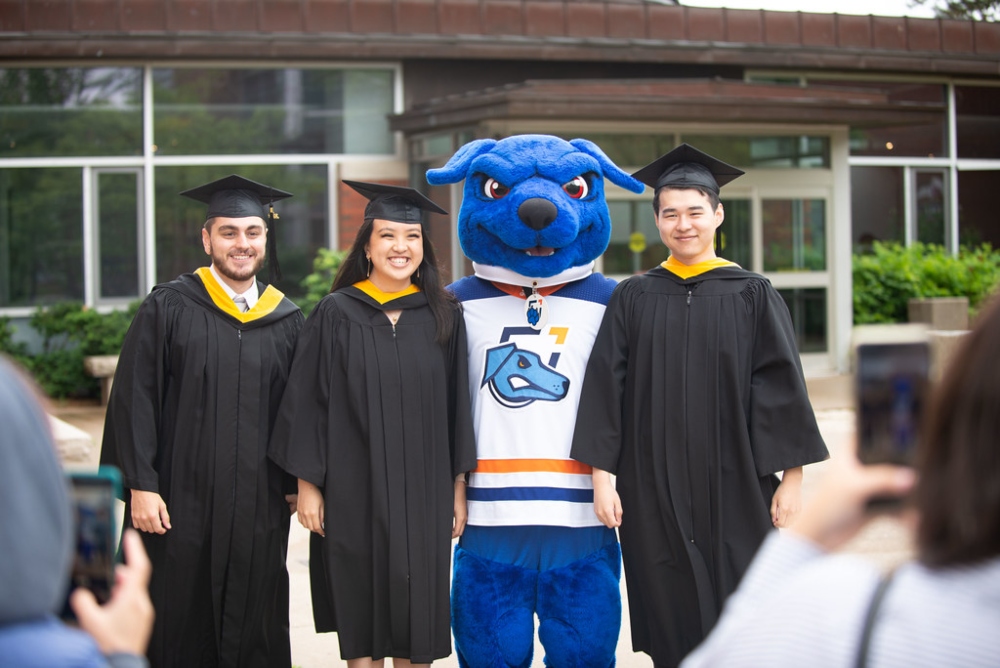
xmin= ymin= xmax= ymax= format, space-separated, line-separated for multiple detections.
xmin=100 ymin=175 xmax=304 ymax=668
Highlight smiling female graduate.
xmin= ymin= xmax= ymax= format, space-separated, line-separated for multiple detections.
xmin=571 ymin=145 xmax=830 ymax=668
xmin=268 ymin=181 xmax=477 ymax=668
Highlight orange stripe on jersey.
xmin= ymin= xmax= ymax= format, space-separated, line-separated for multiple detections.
xmin=474 ymin=459 xmax=593 ymax=475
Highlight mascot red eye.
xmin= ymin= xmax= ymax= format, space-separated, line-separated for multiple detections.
xmin=484 ymin=178 xmax=510 ymax=200
xmin=563 ymin=176 xmax=589 ymax=199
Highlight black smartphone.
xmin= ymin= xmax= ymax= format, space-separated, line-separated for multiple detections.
xmin=61 ymin=466 xmax=122 ymax=621
xmin=855 ymin=338 xmax=930 ymax=509
xmin=856 ymin=340 xmax=930 ymax=468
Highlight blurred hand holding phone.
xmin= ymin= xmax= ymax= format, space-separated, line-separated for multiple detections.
xmin=61 ymin=465 xmax=122 ymax=621
xmin=852 ymin=324 xmax=931 ymax=508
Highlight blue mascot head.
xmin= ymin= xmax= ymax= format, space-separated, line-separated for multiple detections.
xmin=427 ymin=134 xmax=644 ymax=278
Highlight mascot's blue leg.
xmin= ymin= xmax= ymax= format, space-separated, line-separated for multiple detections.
xmin=536 ymin=542 xmax=622 ymax=668
xmin=452 ymin=544 xmax=537 ymax=668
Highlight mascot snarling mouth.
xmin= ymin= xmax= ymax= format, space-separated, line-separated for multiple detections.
xmin=428 ymin=134 xmax=643 ymax=668
xmin=482 ymin=342 xmax=569 ymax=407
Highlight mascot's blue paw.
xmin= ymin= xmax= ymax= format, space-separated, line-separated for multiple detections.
xmin=537 ymin=542 xmax=621 ymax=668
xmin=452 ymin=545 xmax=537 ymax=668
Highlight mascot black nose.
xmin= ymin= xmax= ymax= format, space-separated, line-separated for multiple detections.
xmin=518 ymin=198 xmax=558 ymax=231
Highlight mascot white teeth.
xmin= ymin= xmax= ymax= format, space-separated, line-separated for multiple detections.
xmin=427 ymin=134 xmax=644 ymax=668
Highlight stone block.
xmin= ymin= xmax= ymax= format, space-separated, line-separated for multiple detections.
xmin=907 ymin=297 xmax=969 ymax=331
xmin=49 ymin=415 xmax=94 ymax=464
xmin=928 ymin=330 xmax=969 ymax=382
xmin=84 ymin=355 xmax=119 ymax=406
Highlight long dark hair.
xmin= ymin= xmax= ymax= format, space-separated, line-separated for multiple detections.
xmin=914 ymin=296 xmax=1000 ymax=568
xmin=330 ymin=218 xmax=458 ymax=344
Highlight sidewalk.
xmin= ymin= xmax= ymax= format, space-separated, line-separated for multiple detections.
xmin=50 ymin=373 xmax=911 ymax=667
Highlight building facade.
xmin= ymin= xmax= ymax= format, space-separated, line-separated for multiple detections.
xmin=1 ymin=0 xmax=998 ymax=371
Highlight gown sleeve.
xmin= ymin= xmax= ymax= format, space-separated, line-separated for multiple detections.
xmin=748 ymin=282 xmax=830 ymax=476
xmin=570 ymin=279 xmax=633 ymax=475
xmin=100 ymin=293 xmax=170 ymax=495
xmin=267 ymin=297 xmax=337 ymax=488
xmin=448 ymin=305 xmax=478 ymax=478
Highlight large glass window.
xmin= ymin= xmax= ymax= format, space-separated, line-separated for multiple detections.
xmin=958 ymin=170 xmax=1000 ymax=248
xmin=0 ymin=168 xmax=84 ymax=306
xmin=604 ymin=200 xmax=663 ymax=275
xmin=851 ymin=166 xmax=904 ymax=252
xmin=560 ymin=134 xmax=828 ymax=170
xmin=779 ymin=288 xmax=827 ymax=353
xmin=681 ymin=135 xmax=829 ymax=168
xmin=563 ymin=134 xmax=677 ymax=170
xmin=96 ymin=170 xmax=142 ymax=301
xmin=821 ymin=82 xmax=947 ymax=158
xmin=915 ymin=170 xmax=947 ymax=246
xmin=956 ymin=86 xmax=1000 ymax=159
xmin=0 ymin=67 xmax=143 ymax=158
xmin=718 ymin=198 xmax=751 ymax=268
xmin=153 ymin=68 xmax=395 ymax=156
xmin=154 ymin=164 xmax=329 ymax=301
xmin=763 ymin=198 xmax=826 ymax=272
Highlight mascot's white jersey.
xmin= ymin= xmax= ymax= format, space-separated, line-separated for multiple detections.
xmin=450 ymin=265 xmax=614 ymax=528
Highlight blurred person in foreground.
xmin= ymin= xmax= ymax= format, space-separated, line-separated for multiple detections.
xmin=683 ymin=298 xmax=1000 ymax=667
xmin=0 ymin=355 xmax=153 ymax=667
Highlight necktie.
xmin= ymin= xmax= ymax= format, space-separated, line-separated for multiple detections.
xmin=234 ymin=295 xmax=249 ymax=312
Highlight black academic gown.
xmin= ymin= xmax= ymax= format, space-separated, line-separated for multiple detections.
xmin=571 ymin=265 xmax=829 ymax=667
xmin=100 ymin=270 xmax=303 ymax=668
xmin=268 ymin=285 xmax=477 ymax=663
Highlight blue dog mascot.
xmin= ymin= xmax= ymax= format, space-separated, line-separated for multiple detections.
xmin=427 ymin=135 xmax=644 ymax=668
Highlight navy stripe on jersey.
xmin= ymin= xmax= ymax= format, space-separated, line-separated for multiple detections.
xmin=467 ymin=486 xmax=595 ymax=503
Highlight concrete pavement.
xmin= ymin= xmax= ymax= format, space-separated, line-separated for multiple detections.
xmin=50 ymin=373 xmax=912 ymax=667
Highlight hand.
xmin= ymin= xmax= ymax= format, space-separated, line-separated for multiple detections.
xmin=130 ymin=489 xmax=171 ymax=534
xmin=285 ymin=493 xmax=298 ymax=516
xmin=593 ymin=468 xmax=622 ymax=528
xmin=71 ymin=529 xmax=154 ymax=656
xmin=452 ymin=479 xmax=468 ymax=539
xmin=788 ymin=449 xmax=916 ymax=552
xmin=297 ymin=479 xmax=325 ymax=537
xmin=771 ymin=467 xmax=803 ymax=528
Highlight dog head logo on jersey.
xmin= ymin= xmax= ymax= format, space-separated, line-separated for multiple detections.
xmin=482 ymin=342 xmax=569 ymax=407
xmin=426 ymin=134 xmax=644 ymax=278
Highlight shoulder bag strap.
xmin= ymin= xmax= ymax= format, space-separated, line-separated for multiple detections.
xmin=854 ymin=569 xmax=897 ymax=668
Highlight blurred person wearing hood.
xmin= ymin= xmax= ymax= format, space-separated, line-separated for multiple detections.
xmin=0 ymin=355 xmax=153 ymax=667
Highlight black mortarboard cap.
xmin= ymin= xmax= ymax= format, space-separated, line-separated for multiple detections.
xmin=179 ymin=174 xmax=292 ymax=221
xmin=631 ymin=143 xmax=745 ymax=194
xmin=343 ymin=180 xmax=447 ymax=225
xmin=180 ymin=174 xmax=293 ymax=283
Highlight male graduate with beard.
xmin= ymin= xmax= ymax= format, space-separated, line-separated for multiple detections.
xmin=572 ymin=145 xmax=829 ymax=667
xmin=100 ymin=175 xmax=304 ymax=668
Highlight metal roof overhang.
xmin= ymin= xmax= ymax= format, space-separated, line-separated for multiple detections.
xmin=390 ymin=78 xmax=945 ymax=134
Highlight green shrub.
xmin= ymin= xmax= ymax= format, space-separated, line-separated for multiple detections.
xmin=25 ymin=301 xmax=140 ymax=399
xmin=298 ymin=247 xmax=346 ymax=316
xmin=0 ymin=316 xmax=29 ymax=360
xmin=853 ymin=242 xmax=1000 ymax=324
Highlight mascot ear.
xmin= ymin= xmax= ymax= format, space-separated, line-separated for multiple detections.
xmin=426 ymin=138 xmax=499 ymax=185
xmin=569 ymin=138 xmax=646 ymax=194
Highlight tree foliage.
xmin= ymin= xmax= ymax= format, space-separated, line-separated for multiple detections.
xmin=911 ymin=0 xmax=1000 ymax=21
xmin=297 ymin=247 xmax=346 ymax=316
